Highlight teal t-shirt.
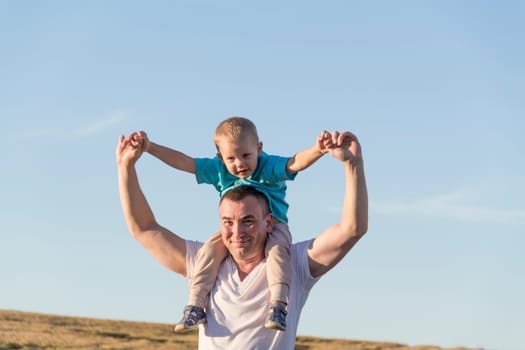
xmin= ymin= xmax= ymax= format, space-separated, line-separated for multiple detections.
xmin=194 ymin=152 xmax=297 ymax=223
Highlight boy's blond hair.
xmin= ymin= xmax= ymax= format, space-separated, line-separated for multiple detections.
xmin=214 ymin=116 xmax=260 ymax=145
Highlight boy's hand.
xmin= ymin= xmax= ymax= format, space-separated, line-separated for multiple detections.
xmin=317 ymin=130 xmax=333 ymax=154
xmin=124 ymin=131 xmax=151 ymax=152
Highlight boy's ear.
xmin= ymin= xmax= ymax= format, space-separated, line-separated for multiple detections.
xmin=258 ymin=142 xmax=263 ymax=156
xmin=217 ymin=152 xmax=223 ymax=160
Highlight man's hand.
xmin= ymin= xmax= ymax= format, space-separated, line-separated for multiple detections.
xmin=323 ymin=131 xmax=362 ymax=163
xmin=116 ymin=134 xmax=145 ymax=167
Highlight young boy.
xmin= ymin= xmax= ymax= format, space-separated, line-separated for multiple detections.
xmin=130 ymin=117 xmax=331 ymax=333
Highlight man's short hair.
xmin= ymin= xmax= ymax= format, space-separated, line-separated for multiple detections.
xmin=220 ymin=186 xmax=270 ymax=216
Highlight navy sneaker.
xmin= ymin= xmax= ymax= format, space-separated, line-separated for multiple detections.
xmin=264 ymin=302 xmax=287 ymax=331
xmin=173 ymin=305 xmax=207 ymax=333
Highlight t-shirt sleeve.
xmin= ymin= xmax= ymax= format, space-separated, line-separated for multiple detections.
xmin=281 ymin=157 xmax=298 ymax=180
xmin=266 ymin=154 xmax=298 ymax=182
xmin=292 ymin=239 xmax=321 ymax=291
xmin=194 ymin=157 xmax=221 ymax=185
xmin=185 ymin=240 xmax=204 ymax=280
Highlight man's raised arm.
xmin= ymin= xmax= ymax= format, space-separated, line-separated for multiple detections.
xmin=307 ymin=131 xmax=368 ymax=278
xmin=116 ymin=135 xmax=188 ymax=277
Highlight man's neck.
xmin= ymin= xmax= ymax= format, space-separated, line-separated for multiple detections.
xmin=234 ymin=256 xmax=264 ymax=281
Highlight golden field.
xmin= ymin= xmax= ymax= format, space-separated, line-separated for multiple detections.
xmin=0 ymin=309 xmax=479 ymax=350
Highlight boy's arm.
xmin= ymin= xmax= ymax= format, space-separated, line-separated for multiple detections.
xmin=133 ymin=131 xmax=196 ymax=174
xmin=148 ymin=141 xmax=196 ymax=174
xmin=286 ymin=130 xmax=331 ymax=173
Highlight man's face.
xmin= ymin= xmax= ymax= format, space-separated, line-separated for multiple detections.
xmin=219 ymin=195 xmax=272 ymax=262
xmin=216 ymin=136 xmax=262 ymax=179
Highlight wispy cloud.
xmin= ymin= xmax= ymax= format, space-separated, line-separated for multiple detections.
xmin=372 ymin=187 xmax=525 ymax=225
xmin=9 ymin=111 xmax=127 ymax=141
xmin=69 ymin=112 xmax=127 ymax=138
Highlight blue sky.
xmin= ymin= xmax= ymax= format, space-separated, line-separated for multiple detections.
xmin=1 ymin=1 xmax=524 ymax=350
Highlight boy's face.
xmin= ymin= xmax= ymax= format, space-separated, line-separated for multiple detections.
xmin=217 ymin=136 xmax=262 ymax=178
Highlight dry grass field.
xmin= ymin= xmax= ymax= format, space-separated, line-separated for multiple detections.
xmin=0 ymin=309 xmax=478 ymax=350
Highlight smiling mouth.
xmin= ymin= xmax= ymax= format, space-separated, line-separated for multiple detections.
xmin=230 ymin=238 xmax=250 ymax=246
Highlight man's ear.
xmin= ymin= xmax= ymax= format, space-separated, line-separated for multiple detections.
xmin=265 ymin=212 xmax=274 ymax=232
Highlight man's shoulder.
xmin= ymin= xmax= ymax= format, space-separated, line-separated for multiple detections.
xmin=185 ymin=239 xmax=204 ymax=253
xmin=184 ymin=240 xmax=204 ymax=279
xmin=290 ymin=239 xmax=320 ymax=289
xmin=290 ymin=239 xmax=313 ymax=264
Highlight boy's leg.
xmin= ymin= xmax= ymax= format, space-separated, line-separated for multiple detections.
xmin=264 ymin=222 xmax=292 ymax=331
xmin=188 ymin=231 xmax=227 ymax=308
xmin=174 ymin=231 xmax=227 ymax=333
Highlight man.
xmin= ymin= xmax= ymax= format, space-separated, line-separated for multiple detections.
xmin=116 ymin=130 xmax=368 ymax=349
